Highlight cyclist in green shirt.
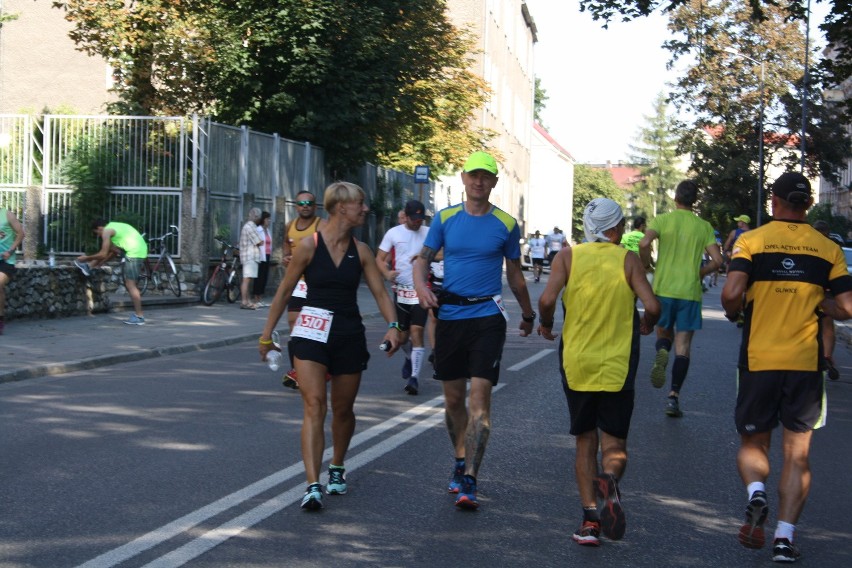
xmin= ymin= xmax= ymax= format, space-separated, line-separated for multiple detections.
xmin=77 ymin=219 xmax=148 ymax=325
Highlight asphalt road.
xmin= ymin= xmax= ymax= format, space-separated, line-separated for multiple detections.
xmin=2 ymin=277 xmax=851 ymax=567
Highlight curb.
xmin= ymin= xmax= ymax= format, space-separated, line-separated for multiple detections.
xmin=0 ymin=333 xmax=259 ymax=384
xmin=0 ymin=311 xmax=384 ymax=384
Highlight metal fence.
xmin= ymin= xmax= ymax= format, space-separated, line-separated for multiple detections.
xmin=0 ymin=114 xmax=30 ymax=221
xmin=2 ymin=112 xmax=432 ymax=256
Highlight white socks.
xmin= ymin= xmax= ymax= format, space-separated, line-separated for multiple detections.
xmin=411 ymin=347 xmax=425 ymax=379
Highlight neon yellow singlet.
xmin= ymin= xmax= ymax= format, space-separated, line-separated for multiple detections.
xmin=561 ymin=243 xmax=637 ymax=392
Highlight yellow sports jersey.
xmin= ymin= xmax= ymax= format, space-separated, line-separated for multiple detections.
xmin=286 ymin=217 xmax=321 ymax=249
xmin=730 ymin=220 xmax=852 ymax=372
xmin=561 ymin=243 xmax=639 ymax=391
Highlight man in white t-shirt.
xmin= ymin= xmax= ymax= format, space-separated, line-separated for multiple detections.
xmin=547 ymin=226 xmax=568 ymax=264
xmin=376 ymin=200 xmax=430 ymax=395
xmin=529 ymin=230 xmax=547 ymax=283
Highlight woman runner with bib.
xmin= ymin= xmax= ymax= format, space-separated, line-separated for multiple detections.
xmin=259 ymin=181 xmax=401 ymax=511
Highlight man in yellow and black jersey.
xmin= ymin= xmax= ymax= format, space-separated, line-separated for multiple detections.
xmin=722 ymin=172 xmax=852 ymax=562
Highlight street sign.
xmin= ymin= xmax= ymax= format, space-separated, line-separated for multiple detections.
xmin=414 ymin=165 xmax=430 ymax=184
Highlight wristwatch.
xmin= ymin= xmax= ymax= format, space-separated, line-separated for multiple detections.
xmin=522 ymin=311 xmax=537 ymax=323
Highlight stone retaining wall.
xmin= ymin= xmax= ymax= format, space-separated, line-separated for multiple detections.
xmin=4 ymin=262 xmax=204 ymax=320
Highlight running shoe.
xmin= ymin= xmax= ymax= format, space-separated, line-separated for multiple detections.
xmin=404 ymin=376 xmax=419 ymax=395
xmin=401 ymin=356 xmax=412 ymax=380
xmin=595 ymin=473 xmax=625 ymax=540
xmin=650 ymin=348 xmax=669 ymax=388
xmin=772 ymin=538 xmax=800 ymax=563
xmin=738 ymin=490 xmax=768 ymax=549
xmin=124 ymin=314 xmax=145 ymax=326
xmin=326 ymin=466 xmax=347 ymax=495
xmin=572 ymin=520 xmax=601 ymax=547
xmin=455 ymin=475 xmax=479 ymax=510
xmin=448 ymin=462 xmax=465 ymax=494
xmin=74 ymin=260 xmax=92 ymax=277
xmin=825 ymin=356 xmax=840 ymax=381
xmin=300 ymin=483 xmax=323 ymax=511
xmin=282 ymin=369 xmax=299 ymax=390
xmin=665 ymin=396 xmax=683 ymax=418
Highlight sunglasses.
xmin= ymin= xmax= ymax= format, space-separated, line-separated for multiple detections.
xmin=296 ymin=200 xmax=315 ymax=206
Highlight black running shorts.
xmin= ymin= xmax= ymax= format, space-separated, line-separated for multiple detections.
xmin=562 ymin=387 xmax=635 ymax=440
xmin=290 ymin=331 xmax=369 ymax=376
xmin=735 ymin=369 xmax=826 ymax=434
xmin=434 ymin=314 xmax=507 ymax=384
xmin=395 ymin=300 xmax=428 ymax=329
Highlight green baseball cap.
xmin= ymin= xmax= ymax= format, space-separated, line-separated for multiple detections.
xmin=462 ymin=151 xmax=498 ymax=175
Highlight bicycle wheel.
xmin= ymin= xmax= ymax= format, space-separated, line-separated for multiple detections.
xmin=137 ymin=261 xmax=151 ymax=295
xmin=226 ymin=265 xmax=242 ymax=303
xmin=202 ymin=267 xmax=226 ymax=305
xmin=162 ymin=255 xmax=182 ymax=297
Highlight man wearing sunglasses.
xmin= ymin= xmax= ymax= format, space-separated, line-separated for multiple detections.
xmin=281 ymin=191 xmax=325 ymax=389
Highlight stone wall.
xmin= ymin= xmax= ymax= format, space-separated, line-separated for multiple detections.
xmin=4 ymin=262 xmax=205 ymax=321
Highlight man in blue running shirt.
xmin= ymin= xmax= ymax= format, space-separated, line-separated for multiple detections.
xmin=413 ymin=151 xmax=535 ymax=510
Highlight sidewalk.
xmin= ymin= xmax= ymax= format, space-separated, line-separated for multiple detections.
xmin=0 ymin=284 xmax=382 ymax=383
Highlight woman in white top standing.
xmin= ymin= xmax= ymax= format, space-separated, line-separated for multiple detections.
xmin=253 ymin=211 xmax=272 ymax=307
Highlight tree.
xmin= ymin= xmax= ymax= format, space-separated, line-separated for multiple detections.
xmin=660 ymin=0 xmax=851 ymax=226
xmin=628 ymin=92 xmax=683 ymax=217
xmin=579 ymin=0 xmax=852 ymax=214
xmin=534 ymin=77 xmax=549 ymax=127
xmin=52 ymin=1 xmax=492 ymax=174
xmin=572 ymin=165 xmax=626 ymax=243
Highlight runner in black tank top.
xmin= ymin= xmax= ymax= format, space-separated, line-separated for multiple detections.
xmin=258 ymin=182 xmax=402 ymax=511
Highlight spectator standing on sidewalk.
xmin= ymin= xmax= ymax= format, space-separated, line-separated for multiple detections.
xmin=0 ymin=208 xmax=24 ymax=335
xmin=413 ymin=151 xmax=536 ymax=510
xmin=239 ymin=208 xmax=263 ymax=310
xmin=252 ymin=211 xmax=272 ymax=307
xmin=376 ymin=200 xmax=430 ymax=395
xmin=639 ymin=180 xmax=723 ymax=417
xmin=281 ymin=191 xmax=325 ymax=389
xmin=77 ymin=219 xmax=147 ymax=325
xmin=721 ymin=172 xmax=852 ymax=562
xmin=539 ymin=198 xmax=659 ymax=546
xmin=258 ymin=181 xmax=401 ymax=511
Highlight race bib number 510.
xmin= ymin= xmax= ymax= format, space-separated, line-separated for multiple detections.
xmin=291 ymin=306 xmax=333 ymax=343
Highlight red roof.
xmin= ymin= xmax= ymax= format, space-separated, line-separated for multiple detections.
xmin=533 ymin=122 xmax=574 ymax=160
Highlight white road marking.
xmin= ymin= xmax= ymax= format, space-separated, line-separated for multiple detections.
xmin=507 ymin=348 xmax=555 ymax=371
xmin=77 ymin=385 xmax=506 ymax=568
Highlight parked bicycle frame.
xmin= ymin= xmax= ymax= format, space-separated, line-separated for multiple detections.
xmin=138 ymin=225 xmax=182 ymax=297
xmin=202 ymin=238 xmax=242 ymax=305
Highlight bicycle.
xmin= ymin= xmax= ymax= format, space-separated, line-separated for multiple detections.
xmin=202 ymin=237 xmax=242 ymax=305
xmin=138 ymin=225 xmax=182 ymax=297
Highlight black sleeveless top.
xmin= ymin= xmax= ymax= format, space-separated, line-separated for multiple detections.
xmin=303 ymin=232 xmax=363 ymax=335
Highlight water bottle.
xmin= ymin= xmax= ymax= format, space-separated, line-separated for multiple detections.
xmin=267 ymin=330 xmax=282 ymax=371
xmin=267 ymin=350 xmax=283 ymax=371
xmin=48 ymin=248 xmax=56 ymax=268
xmin=379 ymin=340 xmax=392 ymax=351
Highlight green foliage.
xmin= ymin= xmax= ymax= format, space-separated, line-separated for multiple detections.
xmin=807 ymin=203 xmax=851 ymax=239
xmin=534 ymin=77 xmax=549 ymax=128
xmin=572 ymin=165 xmax=626 ymax=244
xmin=628 ymin=93 xmax=683 ymax=216
xmin=62 ymin=135 xmax=118 ymax=252
xmin=54 ymin=1 xmax=492 ymax=175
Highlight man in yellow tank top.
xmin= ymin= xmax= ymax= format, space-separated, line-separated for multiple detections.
xmin=281 ymin=191 xmax=325 ymax=389
xmin=539 ymin=198 xmax=660 ymax=547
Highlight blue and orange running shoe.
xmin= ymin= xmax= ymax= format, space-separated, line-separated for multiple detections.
xmin=447 ymin=462 xmax=465 ymax=494
xmin=455 ymin=475 xmax=479 ymax=510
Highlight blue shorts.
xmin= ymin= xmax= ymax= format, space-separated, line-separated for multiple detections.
xmin=123 ymin=257 xmax=145 ymax=282
xmin=657 ymin=296 xmax=702 ymax=331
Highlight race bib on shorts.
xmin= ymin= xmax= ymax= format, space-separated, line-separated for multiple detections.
xmin=291 ymin=306 xmax=333 ymax=343
xmin=396 ymin=285 xmax=419 ymax=305
xmin=292 ymin=279 xmax=308 ymax=298
xmin=492 ymin=294 xmax=509 ymax=322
